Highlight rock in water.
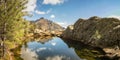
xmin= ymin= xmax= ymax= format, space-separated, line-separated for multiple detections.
xmin=62 ymin=16 xmax=120 ymax=48
xmin=62 ymin=16 xmax=120 ymax=59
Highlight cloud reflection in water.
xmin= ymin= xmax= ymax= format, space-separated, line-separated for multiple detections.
xmin=21 ymin=38 xmax=81 ymax=60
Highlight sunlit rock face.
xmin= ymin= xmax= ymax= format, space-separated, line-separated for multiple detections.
xmin=32 ymin=17 xmax=64 ymax=36
xmin=35 ymin=18 xmax=64 ymax=31
xmin=62 ymin=16 xmax=120 ymax=48
xmin=29 ymin=17 xmax=64 ymax=37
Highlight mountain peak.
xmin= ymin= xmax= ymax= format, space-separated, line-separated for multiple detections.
xmin=34 ymin=17 xmax=64 ymax=32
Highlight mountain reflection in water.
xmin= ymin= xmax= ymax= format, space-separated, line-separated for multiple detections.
xmin=21 ymin=37 xmax=81 ymax=60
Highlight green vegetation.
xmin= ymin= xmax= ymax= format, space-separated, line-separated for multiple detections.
xmin=75 ymin=49 xmax=100 ymax=60
xmin=0 ymin=0 xmax=34 ymax=60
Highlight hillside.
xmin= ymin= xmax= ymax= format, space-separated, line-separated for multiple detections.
xmin=32 ymin=17 xmax=64 ymax=37
xmin=35 ymin=17 xmax=64 ymax=31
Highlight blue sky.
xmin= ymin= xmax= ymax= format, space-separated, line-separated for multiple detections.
xmin=24 ymin=0 xmax=120 ymax=27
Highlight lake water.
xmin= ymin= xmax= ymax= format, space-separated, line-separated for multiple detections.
xmin=20 ymin=37 xmax=102 ymax=60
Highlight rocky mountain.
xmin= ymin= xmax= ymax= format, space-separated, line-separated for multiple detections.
xmin=62 ymin=16 xmax=120 ymax=59
xmin=32 ymin=17 xmax=64 ymax=36
xmin=35 ymin=17 xmax=64 ymax=31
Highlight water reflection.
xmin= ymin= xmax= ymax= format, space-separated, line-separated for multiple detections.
xmin=21 ymin=37 xmax=81 ymax=60
xmin=63 ymin=39 xmax=104 ymax=60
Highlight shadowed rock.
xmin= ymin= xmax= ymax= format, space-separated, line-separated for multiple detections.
xmin=62 ymin=16 xmax=120 ymax=59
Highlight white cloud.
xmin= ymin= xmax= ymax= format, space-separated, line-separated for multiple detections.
xmin=56 ymin=22 xmax=68 ymax=28
xmin=35 ymin=9 xmax=52 ymax=15
xmin=108 ymin=15 xmax=120 ymax=20
xmin=23 ymin=0 xmax=37 ymax=12
xmin=46 ymin=55 xmax=67 ymax=60
xmin=36 ymin=47 xmax=47 ymax=52
xmin=21 ymin=47 xmax=38 ymax=60
xmin=43 ymin=0 xmax=65 ymax=5
xmin=23 ymin=0 xmax=52 ymax=15
xmin=51 ymin=42 xmax=56 ymax=46
xmin=50 ymin=14 xmax=55 ymax=18
xmin=35 ymin=10 xmax=46 ymax=14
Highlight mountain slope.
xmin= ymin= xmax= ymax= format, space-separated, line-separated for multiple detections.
xmin=32 ymin=17 xmax=64 ymax=36
xmin=35 ymin=17 xmax=64 ymax=32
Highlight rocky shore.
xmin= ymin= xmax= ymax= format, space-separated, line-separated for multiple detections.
xmin=61 ymin=16 xmax=120 ymax=59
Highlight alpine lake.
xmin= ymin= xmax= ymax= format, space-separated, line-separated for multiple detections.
xmin=14 ymin=37 xmax=106 ymax=60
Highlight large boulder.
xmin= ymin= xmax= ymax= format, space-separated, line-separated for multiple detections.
xmin=62 ymin=16 xmax=120 ymax=48
xmin=62 ymin=16 xmax=120 ymax=59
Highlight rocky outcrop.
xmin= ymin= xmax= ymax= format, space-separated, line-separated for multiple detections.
xmin=103 ymin=48 xmax=120 ymax=59
xmin=33 ymin=17 xmax=64 ymax=37
xmin=35 ymin=17 xmax=64 ymax=31
xmin=62 ymin=16 xmax=120 ymax=59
